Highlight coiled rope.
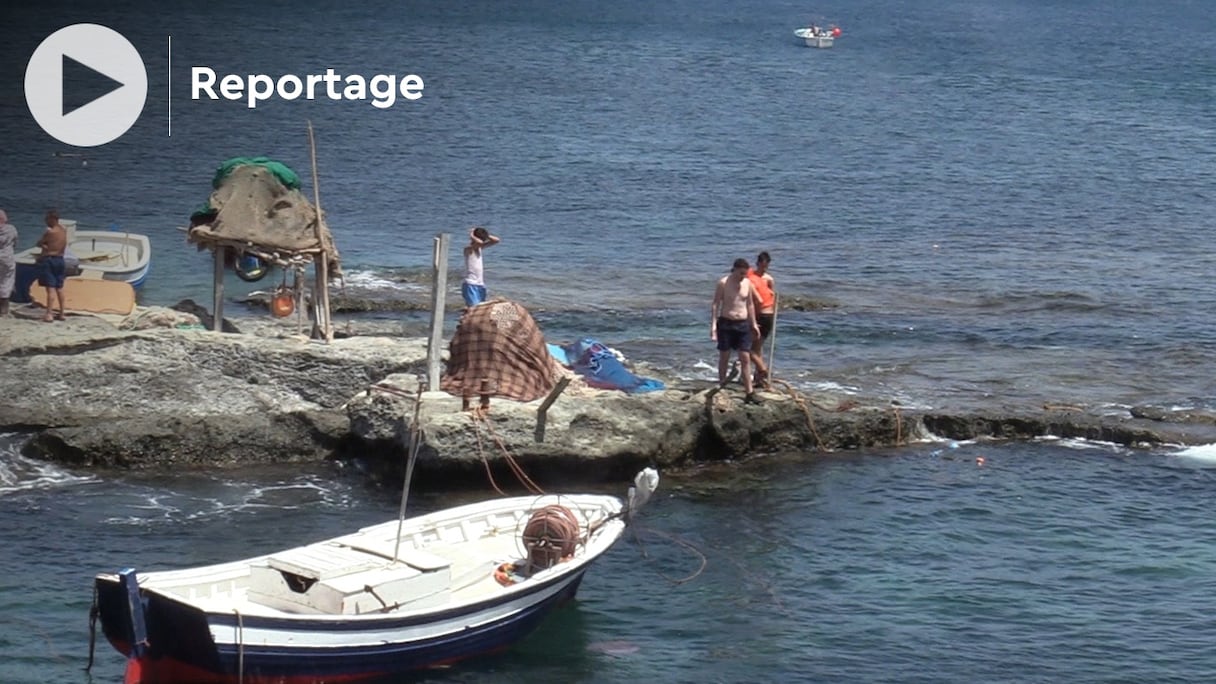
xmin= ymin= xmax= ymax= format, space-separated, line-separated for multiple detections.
xmin=521 ymin=504 xmax=582 ymax=572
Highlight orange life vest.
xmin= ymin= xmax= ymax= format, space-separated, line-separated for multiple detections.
xmin=747 ymin=269 xmax=775 ymax=310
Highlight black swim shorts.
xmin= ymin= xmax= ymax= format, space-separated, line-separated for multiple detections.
xmin=757 ymin=313 xmax=775 ymax=341
xmin=716 ymin=317 xmax=753 ymax=352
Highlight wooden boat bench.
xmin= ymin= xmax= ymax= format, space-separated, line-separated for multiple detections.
xmin=247 ymin=542 xmax=452 ymax=615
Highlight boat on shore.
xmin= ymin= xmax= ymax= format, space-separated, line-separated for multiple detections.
xmin=93 ymin=469 xmax=659 ymax=683
xmin=12 ymin=220 xmax=151 ymax=302
xmin=795 ymin=24 xmax=842 ymax=48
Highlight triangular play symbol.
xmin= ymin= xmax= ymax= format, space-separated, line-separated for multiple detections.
xmin=61 ymin=54 xmax=125 ymax=117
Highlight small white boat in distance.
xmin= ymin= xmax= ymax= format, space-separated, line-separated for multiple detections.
xmin=795 ymin=24 xmax=841 ymax=48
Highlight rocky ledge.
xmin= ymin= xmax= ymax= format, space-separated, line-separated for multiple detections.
xmin=3 ymin=315 xmax=1215 ymax=484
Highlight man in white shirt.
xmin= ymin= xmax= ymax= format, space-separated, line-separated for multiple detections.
xmin=462 ymin=226 xmax=500 ymax=308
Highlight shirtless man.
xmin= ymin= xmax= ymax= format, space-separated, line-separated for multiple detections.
xmin=711 ymin=258 xmax=763 ymax=404
xmin=36 ymin=210 xmax=67 ymax=322
xmin=461 ymin=226 xmax=500 ymax=309
xmin=747 ymin=251 xmax=777 ymax=389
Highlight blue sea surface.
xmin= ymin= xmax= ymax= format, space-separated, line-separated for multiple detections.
xmin=4 ymin=437 xmax=1216 ymax=683
xmin=1 ymin=0 xmax=1213 ymax=412
xmin=1 ymin=0 xmax=1215 ymax=681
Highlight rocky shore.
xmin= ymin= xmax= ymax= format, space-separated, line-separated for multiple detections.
xmin=4 ymin=312 xmax=1216 ymax=485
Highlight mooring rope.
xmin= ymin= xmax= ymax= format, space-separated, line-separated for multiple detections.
xmin=630 ymin=523 xmax=707 ymax=586
xmin=468 ymin=412 xmax=507 ymax=496
xmin=768 ymin=377 xmax=828 ymax=451
xmin=469 ymin=413 xmax=545 ymax=495
xmin=767 ymin=377 xmax=909 ymax=449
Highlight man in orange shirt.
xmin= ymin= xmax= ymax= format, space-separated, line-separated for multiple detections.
xmin=747 ymin=251 xmax=776 ymax=389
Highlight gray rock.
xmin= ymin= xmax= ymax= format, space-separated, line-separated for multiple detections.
xmin=6 ymin=315 xmax=1216 ymax=484
xmin=0 ymin=317 xmax=427 ymax=467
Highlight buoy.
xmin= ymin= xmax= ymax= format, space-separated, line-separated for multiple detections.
xmin=234 ymin=254 xmax=270 ymax=283
xmin=270 ymin=288 xmax=294 ymax=318
xmin=832 ymin=26 xmax=842 ymax=37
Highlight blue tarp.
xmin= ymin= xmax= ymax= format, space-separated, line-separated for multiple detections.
xmin=555 ymin=338 xmax=665 ymax=394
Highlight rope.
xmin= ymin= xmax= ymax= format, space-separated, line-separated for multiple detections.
xmin=468 ymin=412 xmax=506 ymax=496
xmin=630 ymin=524 xmax=708 ymax=586
xmin=522 ymin=505 xmax=582 ymax=572
xmin=768 ymin=377 xmax=907 ymax=449
xmin=768 ymin=377 xmax=827 ymax=452
xmin=469 ymin=413 xmax=544 ymax=495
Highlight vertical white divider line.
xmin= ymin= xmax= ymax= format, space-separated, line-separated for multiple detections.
xmin=167 ymin=35 xmax=172 ymax=137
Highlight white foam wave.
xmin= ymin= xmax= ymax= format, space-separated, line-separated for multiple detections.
xmin=1036 ymin=436 xmax=1128 ymax=453
xmin=1173 ymin=444 xmax=1216 ymax=464
xmin=338 ymin=269 xmax=424 ymax=292
xmin=0 ymin=435 xmax=96 ymax=495
xmin=101 ymin=475 xmax=356 ymax=525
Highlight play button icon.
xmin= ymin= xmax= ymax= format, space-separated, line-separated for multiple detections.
xmin=25 ymin=24 xmax=148 ymax=147
xmin=62 ymin=54 xmax=126 ymax=117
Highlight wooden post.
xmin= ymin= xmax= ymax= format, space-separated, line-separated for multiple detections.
xmin=767 ymin=292 xmax=779 ymax=378
xmin=426 ymin=233 xmax=450 ymax=391
xmin=534 ymin=377 xmax=571 ymax=443
xmin=294 ymin=268 xmax=304 ymax=336
xmin=307 ymin=120 xmax=333 ymax=342
xmin=312 ymin=257 xmax=330 ymax=341
xmin=212 ymin=247 xmax=225 ymax=332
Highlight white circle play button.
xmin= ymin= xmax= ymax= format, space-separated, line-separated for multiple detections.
xmin=24 ymin=23 xmax=148 ymax=147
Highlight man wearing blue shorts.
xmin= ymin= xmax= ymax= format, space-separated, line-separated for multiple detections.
xmin=462 ymin=226 xmax=500 ymax=308
xmin=711 ymin=258 xmax=763 ymax=404
xmin=36 ymin=210 xmax=68 ymax=322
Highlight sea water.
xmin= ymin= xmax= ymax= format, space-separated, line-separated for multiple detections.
xmin=4 ymin=435 xmax=1216 ymax=683
xmin=2 ymin=0 xmax=1214 ymax=414
xmin=2 ymin=0 xmax=1215 ymax=681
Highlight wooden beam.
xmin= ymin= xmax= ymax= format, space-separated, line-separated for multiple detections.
xmin=426 ymin=233 xmax=450 ymax=391
xmin=307 ymin=120 xmax=333 ymax=342
xmin=534 ymin=377 xmax=572 ymax=443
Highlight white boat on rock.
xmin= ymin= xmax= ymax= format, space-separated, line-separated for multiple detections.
xmin=13 ymin=220 xmax=151 ymax=302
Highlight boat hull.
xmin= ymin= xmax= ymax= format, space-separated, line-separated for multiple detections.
xmin=793 ymin=28 xmax=835 ymax=48
xmin=93 ymin=492 xmax=632 ymax=684
xmin=97 ymin=570 xmax=586 ymax=683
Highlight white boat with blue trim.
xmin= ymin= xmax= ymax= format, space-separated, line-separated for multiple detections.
xmin=12 ymin=220 xmax=151 ymax=302
xmin=93 ymin=470 xmax=658 ymax=683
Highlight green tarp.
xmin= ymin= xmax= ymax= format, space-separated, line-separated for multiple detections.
xmin=212 ymin=157 xmax=301 ymax=190
xmin=192 ymin=157 xmax=303 ymax=220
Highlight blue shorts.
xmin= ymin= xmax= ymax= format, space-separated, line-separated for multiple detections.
xmin=462 ymin=282 xmax=487 ymax=307
xmin=38 ymin=256 xmax=66 ymax=289
xmin=716 ymin=317 xmax=753 ymax=352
